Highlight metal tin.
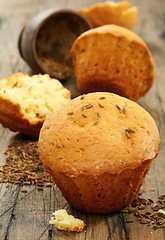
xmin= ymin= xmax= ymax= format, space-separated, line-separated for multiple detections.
xmin=18 ymin=8 xmax=92 ymax=80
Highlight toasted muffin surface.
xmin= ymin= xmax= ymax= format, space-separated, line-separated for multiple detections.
xmin=79 ymin=1 xmax=138 ymax=29
xmin=39 ymin=92 xmax=160 ymax=175
xmin=71 ymin=25 xmax=154 ymax=101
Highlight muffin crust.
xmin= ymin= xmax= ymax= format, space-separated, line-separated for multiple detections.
xmin=71 ymin=25 xmax=154 ymax=101
xmin=39 ymin=92 xmax=160 ymax=212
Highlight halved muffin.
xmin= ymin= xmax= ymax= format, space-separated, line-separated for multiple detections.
xmin=0 ymin=73 xmax=71 ymax=137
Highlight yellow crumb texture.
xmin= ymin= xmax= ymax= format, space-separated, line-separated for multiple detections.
xmin=79 ymin=1 xmax=138 ymax=29
xmin=0 ymin=72 xmax=71 ymax=121
xmin=0 ymin=72 xmax=71 ymax=137
xmin=49 ymin=209 xmax=85 ymax=232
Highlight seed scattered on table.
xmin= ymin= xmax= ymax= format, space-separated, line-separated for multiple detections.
xmin=121 ymin=195 xmax=165 ymax=229
xmin=0 ymin=139 xmax=52 ymax=188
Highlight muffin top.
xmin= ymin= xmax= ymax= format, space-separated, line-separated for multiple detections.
xmin=72 ymin=24 xmax=147 ymax=51
xmin=39 ymin=92 xmax=160 ymax=175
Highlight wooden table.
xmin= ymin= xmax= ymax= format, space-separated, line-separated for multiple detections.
xmin=0 ymin=0 xmax=165 ymax=239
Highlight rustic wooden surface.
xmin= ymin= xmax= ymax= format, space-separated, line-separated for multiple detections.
xmin=0 ymin=0 xmax=165 ymax=239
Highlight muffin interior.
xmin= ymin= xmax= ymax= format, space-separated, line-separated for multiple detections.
xmin=0 ymin=73 xmax=71 ymax=122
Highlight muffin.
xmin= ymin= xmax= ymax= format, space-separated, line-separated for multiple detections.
xmin=38 ymin=92 xmax=160 ymax=213
xmin=0 ymin=73 xmax=71 ymax=137
xmin=78 ymin=1 xmax=138 ymax=29
xmin=71 ymin=25 xmax=154 ymax=101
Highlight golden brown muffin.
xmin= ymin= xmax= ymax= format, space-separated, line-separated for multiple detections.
xmin=0 ymin=73 xmax=71 ymax=137
xmin=78 ymin=1 xmax=138 ymax=29
xmin=71 ymin=25 xmax=154 ymax=101
xmin=38 ymin=92 xmax=160 ymax=213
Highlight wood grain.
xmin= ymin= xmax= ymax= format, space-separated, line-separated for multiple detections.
xmin=0 ymin=0 xmax=165 ymax=239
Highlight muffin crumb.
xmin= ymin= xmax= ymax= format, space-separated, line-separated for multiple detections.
xmin=49 ymin=209 xmax=85 ymax=232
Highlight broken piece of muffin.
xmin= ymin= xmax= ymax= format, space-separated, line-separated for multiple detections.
xmin=49 ymin=209 xmax=85 ymax=232
xmin=0 ymin=73 xmax=71 ymax=137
